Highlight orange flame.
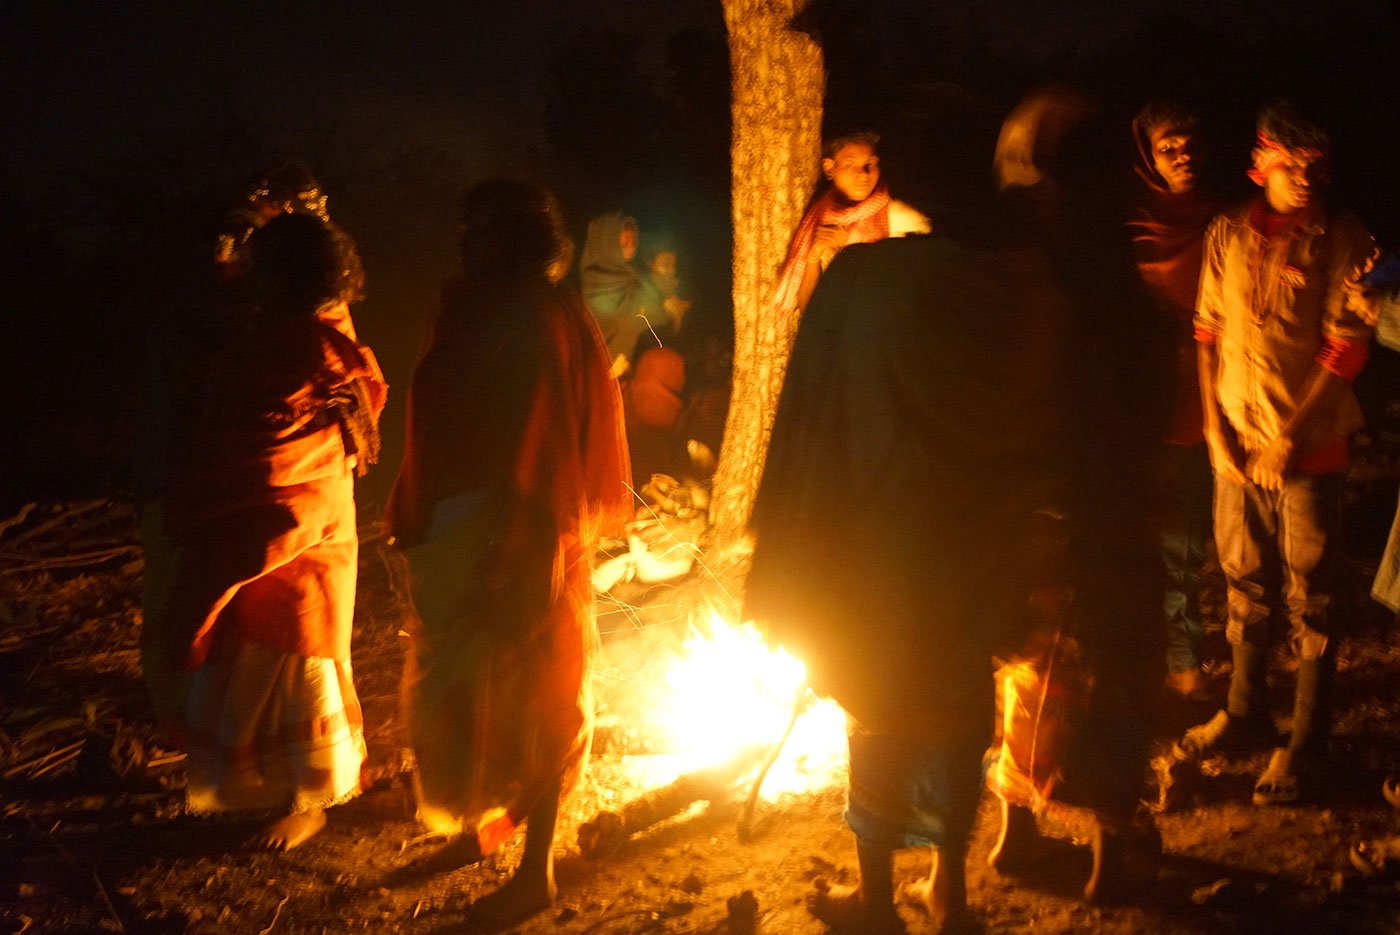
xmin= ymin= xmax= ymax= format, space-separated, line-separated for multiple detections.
xmin=614 ymin=612 xmax=847 ymax=798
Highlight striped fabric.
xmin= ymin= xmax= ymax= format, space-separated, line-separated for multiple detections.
xmin=181 ymin=637 xmax=365 ymax=815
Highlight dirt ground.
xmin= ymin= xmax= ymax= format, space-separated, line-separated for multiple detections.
xmin=5 ymin=498 xmax=1400 ymax=935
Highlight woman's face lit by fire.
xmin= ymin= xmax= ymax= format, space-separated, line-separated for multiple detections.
xmin=823 ymin=142 xmax=880 ymax=204
xmin=1149 ymin=124 xmax=1198 ymax=195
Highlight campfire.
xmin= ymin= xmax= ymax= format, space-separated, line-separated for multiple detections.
xmin=581 ymin=610 xmax=847 ymax=856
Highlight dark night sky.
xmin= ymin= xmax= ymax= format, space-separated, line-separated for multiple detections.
xmin=3 ymin=2 xmax=716 ymax=178
xmin=6 ymin=0 xmax=1389 ymax=177
xmin=1 ymin=0 xmax=1396 ymax=508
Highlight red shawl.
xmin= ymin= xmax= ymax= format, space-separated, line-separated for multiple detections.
xmin=385 ymin=277 xmax=631 ymax=557
xmin=772 ymin=183 xmax=891 ymax=316
xmin=388 ymin=278 xmax=628 ymax=846
xmin=1127 ymin=117 xmax=1221 ymax=445
xmin=169 ymin=304 xmax=387 ymax=667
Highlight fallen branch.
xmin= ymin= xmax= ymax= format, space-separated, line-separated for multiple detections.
xmin=3 ymin=741 xmax=84 ymax=780
xmin=0 ymin=502 xmax=38 ymax=543
xmin=0 ymin=545 xmax=142 ymax=575
xmin=577 ymin=743 xmax=769 ymax=859
xmin=1 ymin=500 xmax=111 ymax=549
xmin=737 ymin=689 xmax=810 ymax=841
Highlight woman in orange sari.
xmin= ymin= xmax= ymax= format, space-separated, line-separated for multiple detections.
xmin=386 ymin=180 xmax=630 ymax=931
xmin=166 ymin=212 xmax=386 ymax=850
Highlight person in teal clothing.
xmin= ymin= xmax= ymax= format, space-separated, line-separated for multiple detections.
xmin=578 ymin=212 xmax=669 ymax=378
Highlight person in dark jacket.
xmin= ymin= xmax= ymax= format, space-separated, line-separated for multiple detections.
xmin=746 ymin=89 xmax=1170 ymax=930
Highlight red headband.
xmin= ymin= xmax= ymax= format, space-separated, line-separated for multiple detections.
xmin=1247 ymin=131 xmax=1329 ymax=186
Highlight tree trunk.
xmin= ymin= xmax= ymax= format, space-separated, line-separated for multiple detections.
xmin=709 ymin=0 xmax=824 ymax=544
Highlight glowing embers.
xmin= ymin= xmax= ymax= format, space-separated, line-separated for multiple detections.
xmin=615 ymin=612 xmax=848 ymax=800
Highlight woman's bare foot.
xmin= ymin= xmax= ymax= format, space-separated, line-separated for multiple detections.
xmin=464 ymin=870 xmax=556 ymax=933
xmin=806 ymin=879 xmax=904 ymax=933
xmin=253 ymin=808 xmax=326 ymax=851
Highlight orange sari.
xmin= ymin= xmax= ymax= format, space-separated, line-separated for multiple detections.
xmin=166 ymin=303 xmax=386 ymax=813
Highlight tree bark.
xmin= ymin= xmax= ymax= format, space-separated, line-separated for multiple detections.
xmin=710 ymin=0 xmax=824 ymax=544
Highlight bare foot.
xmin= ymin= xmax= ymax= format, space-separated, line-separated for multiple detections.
xmin=253 ymin=808 xmax=326 ymax=851
xmin=413 ymin=835 xmax=485 ymax=875
xmin=464 ymin=870 xmax=556 ymax=933
xmin=898 ymin=854 xmax=971 ymax=933
xmin=1084 ymin=818 xmax=1162 ymax=904
xmin=987 ymin=800 xmax=1042 ymax=874
xmin=806 ymin=879 xmax=904 ymax=934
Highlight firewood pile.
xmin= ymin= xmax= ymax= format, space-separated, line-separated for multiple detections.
xmin=0 ymin=500 xmax=419 ymax=802
xmin=0 ymin=499 xmax=174 ymax=790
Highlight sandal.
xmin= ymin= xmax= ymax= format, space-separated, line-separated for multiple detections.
xmin=1252 ymin=748 xmax=1305 ymax=806
xmin=1351 ymin=836 xmax=1400 ymax=877
xmin=1382 ymin=775 xmax=1400 ymax=810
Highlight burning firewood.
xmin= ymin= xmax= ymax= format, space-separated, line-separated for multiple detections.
xmin=577 ymin=742 xmax=770 ymax=859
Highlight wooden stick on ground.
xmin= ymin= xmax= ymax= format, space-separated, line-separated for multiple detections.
xmin=577 ymin=743 xmax=770 ymax=859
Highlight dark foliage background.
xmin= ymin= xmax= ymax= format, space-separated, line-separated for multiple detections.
xmin=1 ymin=0 xmax=1396 ymax=529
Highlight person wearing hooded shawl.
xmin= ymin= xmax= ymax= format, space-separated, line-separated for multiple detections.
xmin=1126 ymin=101 xmax=1225 ymax=698
xmin=579 ymin=212 xmax=669 ymax=376
xmin=165 ymin=212 xmax=387 ymax=851
xmin=385 ymin=181 xmax=631 ymax=931
xmin=746 ymin=89 xmax=1170 ymax=929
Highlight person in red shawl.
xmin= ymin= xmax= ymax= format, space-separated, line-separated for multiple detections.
xmin=385 ymin=180 xmax=631 ymax=931
xmin=1126 ymin=101 xmax=1224 ymax=698
xmin=166 ymin=212 xmax=387 ymax=851
xmin=772 ymin=131 xmax=931 ymax=319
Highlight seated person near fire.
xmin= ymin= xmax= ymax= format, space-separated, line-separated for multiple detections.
xmin=579 ymin=213 xmax=685 ymax=378
xmin=771 ymin=130 xmax=931 ymax=319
